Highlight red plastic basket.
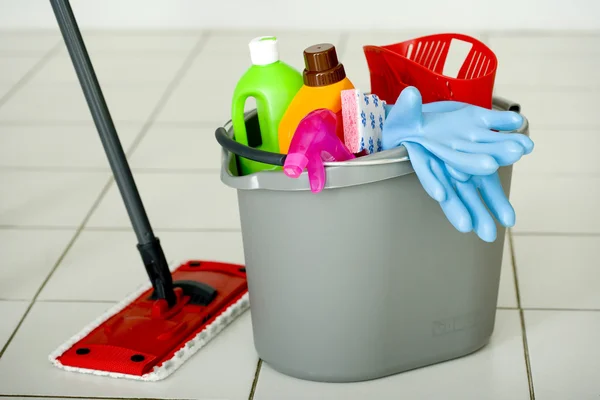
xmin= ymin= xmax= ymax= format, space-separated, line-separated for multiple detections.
xmin=363 ymin=33 xmax=497 ymax=109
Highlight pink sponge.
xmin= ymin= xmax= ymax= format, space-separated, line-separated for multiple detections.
xmin=341 ymin=89 xmax=386 ymax=154
xmin=341 ymin=89 xmax=360 ymax=153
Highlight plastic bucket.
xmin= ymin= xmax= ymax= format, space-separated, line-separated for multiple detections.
xmin=217 ymin=96 xmax=528 ymax=383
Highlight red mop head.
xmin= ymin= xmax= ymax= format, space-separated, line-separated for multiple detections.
xmin=49 ymin=260 xmax=249 ymax=381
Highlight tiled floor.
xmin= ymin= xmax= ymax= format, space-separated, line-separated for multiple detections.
xmin=0 ymin=28 xmax=599 ymax=400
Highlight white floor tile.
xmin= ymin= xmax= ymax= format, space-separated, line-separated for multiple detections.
xmin=179 ymin=52 xmax=250 ymax=87
xmin=513 ymin=236 xmax=600 ymax=309
xmin=0 ymin=56 xmax=41 ymax=86
xmin=0 ymin=229 xmax=75 ymax=300
xmin=156 ymin=81 xmax=234 ymax=124
xmin=31 ymin=53 xmax=188 ymax=85
xmin=493 ymin=86 xmax=600 ymax=128
xmin=202 ymin=31 xmax=343 ymax=71
xmin=0 ymin=123 xmax=141 ymax=169
xmin=0 ymin=170 xmax=108 ymax=227
xmin=254 ymin=310 xmax=529 ymax=400
xmin=495 ymin=56 xmax=600 ymax=88
xmin=524 ymin=310 xmax=600 ymax=399
xmin=39 ymin=229 xmax=244 ymax=302
xmin=345 ymin=31 xmax=486 ymax=55
xmin=498 ymin=235 xmax=518 ymax=308
xmin=72 ymin=31 xmax=201 ymax=55
xmin=86 ymin=172 xmax=241 ymax=230
xmin=0 ymin=301 xmax=257 ymax=399
xmin=0 ymin=301 xmax=29 ymax=349
xmin=488 ymin=35 xmax=600 ymax=58
xmin=510 ymin=174 xmax=600 ymax=234
xmin=340 ymin=54 xmax=372 ymax=93
xmin=0 ymin=83 xmax=166 ymax=123
xmin=514 ymin=128 xmax=600 ymax=175
xmin=0 ymin=85 xmax=11 ymax=99
xmin=0 ymin=398 xmax=82 ymax=400
xmin=130 ymin=124 xmax=222 ymax=171
xmin=0 ymin=32 xmax=60 ymax=55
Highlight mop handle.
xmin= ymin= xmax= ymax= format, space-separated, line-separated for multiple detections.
xmin=49 ymin=0 xmax=177 ymax=306
xmin=48 ymin=0 xmax=154 ymax=245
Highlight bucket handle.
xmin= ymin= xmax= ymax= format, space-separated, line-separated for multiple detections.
xmin=215 ymin=96 xmax=526 ymax=169
xmin=215 ymin=126 xmax=286 ymax=167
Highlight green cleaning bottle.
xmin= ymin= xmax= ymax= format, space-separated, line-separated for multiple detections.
xmin=231 ymin=36 xmax=303 ymax=175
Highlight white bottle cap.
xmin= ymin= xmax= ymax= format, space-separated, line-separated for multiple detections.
xmin=248 ymin=36 xmax=279 ymax=66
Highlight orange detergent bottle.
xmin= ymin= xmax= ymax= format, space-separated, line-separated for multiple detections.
xmin=277 ymin=43 xmax=355 ymax=154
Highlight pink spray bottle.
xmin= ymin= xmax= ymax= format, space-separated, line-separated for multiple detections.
xmin=283 ymin=108 xmax=355 ymax=193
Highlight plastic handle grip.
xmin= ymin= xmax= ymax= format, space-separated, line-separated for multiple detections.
xmin=215 ymin=127 xmax=286 ymax=166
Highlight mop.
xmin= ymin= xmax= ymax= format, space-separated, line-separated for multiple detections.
xmin=47 ymin=0 xmax=249 ymax=381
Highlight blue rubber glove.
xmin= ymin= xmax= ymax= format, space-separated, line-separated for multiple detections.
xmin=382 ymin=87 xmax=534 ymax=178
xmin=404 ymin=141 xmax=515 ymax=242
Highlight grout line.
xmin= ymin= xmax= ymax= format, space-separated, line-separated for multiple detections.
xmin=336 ymin=32 xmax=350 ymax=60
xmin=35 ymin=298 xmax=119 ymax=304
xmin=479 ymin=32 xmax=491 ymax=45
xmin=248 ymin=359 xmax=263 ymax=400
xmin=121 ymin=32 xmax=210 ymax=159
xmin=84 ymin=226 xmax=242 ymax=233
xmin=149 ymin=120 xmax=223 ymax=128
xmin=0 ymin=395 xmax=176 ymax=400
xmin=0 ymin=119 xmax=211 ymax=128
xmin=483 ymin=29 xmax=600 ymax=38
xmin=0 ymin=165 xmax=221 ymax=174
xmin=523 ymin=307 xmax=600 ymax=312
xmin=0 ymin=41 xmax=63 ymax=108
xmin=0 ymin=224 xmax=79 ymax=231
xmin=497 ymin=306 xmax=519 ymax=310
xmin=0 ymin=120 xmax=143 ymax=127
xmin=0 ymin=225 xmax=241 ymax=233
xmin=508 ymin=231 xmax=536 ymax=400
xmin=512 ymin=231 xmax=600 ymax=238
xmin=0 ymin=166 xmax=109 ymax=173
xmin=0 ymin=32 xmax=208 ymax=361
xmin=519 ymin=309 xmax=535 ymax=400
xmin=508 ymin=231 xmax=523 ymax=308
xmin=0 ymin=178 xmax=114 ymax=359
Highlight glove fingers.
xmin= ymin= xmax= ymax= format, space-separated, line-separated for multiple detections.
xmin=471 ymin=129 xmax=534 ymax=155
xmin=446 ymin=164 xmax=471 ymax=182
xmin=452 ymin=139 xmax=525 ymax=166
xmin=404 ymin=142 xmax=446 ymax=202
xmin=422 ymin=101 xmax=468 ymax=113
xmin=430 ymin=161 xmax=473 ymax=233
xmin=405 ymin=137 xmax=499 ymax=176
xmin=455 ymin=180 xmax=497 ymax=242
xmin=476 ymin=174 xmax=516 ymax=227
xmin=479 ymin=109 xmax=524 ymax=131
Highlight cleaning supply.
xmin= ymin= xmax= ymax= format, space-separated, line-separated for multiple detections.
xmin=341 ymin=89 xmax=386 ymax=154
xmin=283 ymin=108 xmax=355 ymax=193
xmin=380 ymin=86 xmax=534 ymax=242
xmin=403 ymin=141 xmax=515 ymax=242
xmin=48 ymin=0 xmax=249 ymax=381
xmin=278 ymin=43 xmax=355 ymax=154
xmin=231 ymin=36 xmax=303 ymax=175
xmin=382 ymin=86 xmax=533 ymax=177
xmin=363 ymin=33 xmax=498 ymax=109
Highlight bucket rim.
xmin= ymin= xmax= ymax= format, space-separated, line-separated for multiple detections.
xmin=220 ymin=95 xmax=529 ymax=169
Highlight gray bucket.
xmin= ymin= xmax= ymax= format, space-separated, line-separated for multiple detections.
xmin=219 ymin=96 xmax=528 ymax=383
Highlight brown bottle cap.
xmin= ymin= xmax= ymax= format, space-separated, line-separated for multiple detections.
xmin=302 ymin=43 xmax=346 ymax=87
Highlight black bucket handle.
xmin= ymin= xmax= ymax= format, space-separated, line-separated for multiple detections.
xmin=214 ymin=110 xmax=288 ymax=167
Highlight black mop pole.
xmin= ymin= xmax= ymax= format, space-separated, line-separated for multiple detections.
xmin=49 ymin=0 xmax=177 ymax=307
